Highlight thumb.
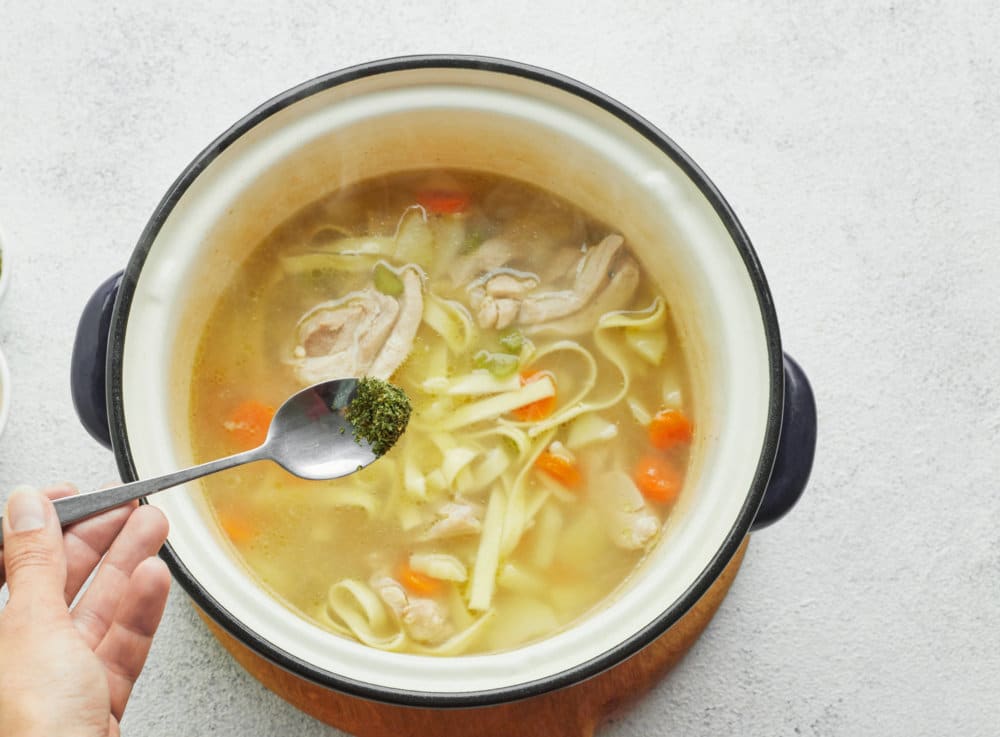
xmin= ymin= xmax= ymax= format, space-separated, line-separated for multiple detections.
xmin=2 ymin=487 xmax=68 ymax=606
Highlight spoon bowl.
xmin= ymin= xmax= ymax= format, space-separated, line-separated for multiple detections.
xmin=265 ymin=379 xmax=375 ymax=479
xmin=0 ymin=378 xmax=384 ymax=544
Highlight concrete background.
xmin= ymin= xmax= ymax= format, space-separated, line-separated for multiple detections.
xmin=1 ymin=1 xmax=998 ymax=734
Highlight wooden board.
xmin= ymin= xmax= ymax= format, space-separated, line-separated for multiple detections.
xmin=200 ymin=538 xmax=748 ymax=737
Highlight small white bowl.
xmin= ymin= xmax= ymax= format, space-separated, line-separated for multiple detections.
xmin=0 ymin=347 xmax=10 ymax=441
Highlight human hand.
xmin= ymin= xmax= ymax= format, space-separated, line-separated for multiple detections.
xmin=0 ymin=484 xmax=170 ymax=737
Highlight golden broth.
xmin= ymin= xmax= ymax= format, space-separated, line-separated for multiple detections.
xmin=190 ymin=169 xmax=693 ymax=655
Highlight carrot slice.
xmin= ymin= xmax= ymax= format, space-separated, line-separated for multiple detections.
xmin=535 ymin=450 xmax=582 ymax=488
xmin=633 ymin=455 xmax=683 ymax=504
xmin=219 ymin=513 xmax=255 ymax=544
xmin=648 ymin=409 xmax=693 ymax=450
xmin=511 ymin=371 xmax=557 ymax=422
xmin=397 ymin=562 xmax=442 ymax=596
xmin=416 ymin=189 xmax=470 ymax=215
xmin=225 ymin=400 xmax=276 ymax=450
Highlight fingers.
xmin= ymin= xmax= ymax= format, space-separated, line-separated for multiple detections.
xmin=1 ymin=488 xmax=69 ymax=610
xmin=0 ymin=485 xmax=139 ymax=599
xmin=0 ymin=483 xmax=76 ymax=587
xmin=95 ymin=556 xmax=171 ymax=722
xmin=72 ymin=505 xmax=169 ymax=650
xmin=62 ymin=499 xmax=139 ymax=605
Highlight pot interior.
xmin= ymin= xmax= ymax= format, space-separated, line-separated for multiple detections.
xmin=118 ymin=65 xmax=774 ymax=697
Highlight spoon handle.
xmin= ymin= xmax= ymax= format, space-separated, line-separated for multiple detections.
xmin=0 ymin=447 xmax=267 ymax=545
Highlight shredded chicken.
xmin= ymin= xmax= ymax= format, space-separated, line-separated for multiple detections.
xmin=592 ymin=470 xmax=662 ymax=551
xmin=484 ymin=272 xmax=538 ymax=297
xmin=424 ymin=502 xmax=483 ymax=540
xmin=526 ymin=256 xmax=640 ymax=337
xmin=368 ymin=268 xmax=424 ymax=378
xmin=518 ymin=234 xmax=628 ymax=323
xmin=371 ymin=574 xmax=453 ymax=645
xmin=402 ymin=598 xmax=454 ymax=645
xmin=608 ymin=509 xmax=660 ymax=550
xmin=371 ymin=575 xmax=408 ymax=618
xmin=468 ymin=234 xmax=638 ymax=330
xmin=475 ymin=296 xmax=520 ymax=330
xmin=449 ymin=238 xmax=513 ymax=285
xmin=533 ymin=244 xmax=583 ymax=284
xmin=468 ymin=271 xmax=538 ymax=329
xmin=291 ymin=265 xmax=423 ymax=384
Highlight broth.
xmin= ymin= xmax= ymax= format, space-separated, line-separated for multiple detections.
xmin=189 ymin=169 xmax=693 ymax=655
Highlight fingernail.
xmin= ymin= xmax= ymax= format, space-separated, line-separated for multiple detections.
xmin=6 ymin=490 xmax=46 ymax=532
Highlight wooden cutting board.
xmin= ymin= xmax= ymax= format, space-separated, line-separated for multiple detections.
xmin=200 ymin=538 xmax=748 ymax=737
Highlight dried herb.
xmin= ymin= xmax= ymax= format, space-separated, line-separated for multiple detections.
xmin=345 ymin=377 xmax=412 ymax=457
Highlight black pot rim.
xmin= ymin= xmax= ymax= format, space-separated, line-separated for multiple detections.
xmin=107 ymin=54 xmax=784 ymax=709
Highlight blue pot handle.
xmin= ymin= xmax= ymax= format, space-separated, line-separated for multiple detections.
xmin=71 ymin=271 xmax=123 ymax=450
xmin=751 ymin=353 xmax=817 ymax=530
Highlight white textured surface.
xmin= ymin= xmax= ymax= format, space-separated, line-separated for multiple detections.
xmin=0 ymin=2 xmax=997 ymax=735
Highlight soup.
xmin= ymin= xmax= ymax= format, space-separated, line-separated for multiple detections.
xmin=189 ymin=170 xmax=693 ymax=655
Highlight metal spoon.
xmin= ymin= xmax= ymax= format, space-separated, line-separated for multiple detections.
xmin=0 ymin=378 xmax=380 ymax=544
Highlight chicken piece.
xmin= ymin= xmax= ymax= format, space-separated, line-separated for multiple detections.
xmin=449 ymin=238 xmax=514 ymax=286
xmin=517 ymin=234 xmax=627 ymax=324
xmin=526 ymin=256 xmax=639 ymax=337
xmin=471 ymin=234 xmax=637 ymax=330
xmin=484 ymin=273 xmax=538 ymax=298
xmin=424 ymin=502 xmax=483 ymax=540
xmin=608 ymin=509 xmax=660 ymax=550
xmin=468 ymin=271 xmax=538 ymax=329
xmin=534 ymin=244 xmax=584 ymax=285
xmin=291 ymin=266 xmax=423 ymax=384
xmin=371 ymin=575 xmax=454 ymax=645
xmin=592 ymin=470 xmax=662 ymax=551
xmin=369 ymin=267 xmax=424 ymax=379
xmin=495 ymin=299 xmax=520 ymax=329
xmin=293 ymin=289 xmax=398 ymax=382
xmin=475 ymin=296 xmax=520 ymax=330
xmin=402 ymin=598 xmax=454 ymax=645
xmin=371 ymin=575 xmax=408 ymax=618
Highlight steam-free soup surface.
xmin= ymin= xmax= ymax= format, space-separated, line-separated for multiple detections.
xmin=190 ymin=170 xmax=693 ymax=655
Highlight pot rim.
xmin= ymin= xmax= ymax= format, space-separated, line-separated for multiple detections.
xmin=106 ymin=54 xmax=784 ymax=708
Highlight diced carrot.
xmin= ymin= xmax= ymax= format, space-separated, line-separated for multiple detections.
xmin=535 ymin=450 xmax=582 ymax=488
xmin=648 ymin=409 xmax=693 ymax=450
xmin=225 ymin=400 xmax=276 ymax=450
xmin=396 ymin=562 xmax=442 ymax=596
xmin=633 ymin=455 xmax=683 ymax=504
xmin=416 ymin=189 xmax=470 ymax=215
xmin=219 ymin=513 xmax=255 ymax=544
xmin=511 ymin=371 xmax=557 ymax=422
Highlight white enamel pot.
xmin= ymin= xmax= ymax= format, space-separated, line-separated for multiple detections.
xmin=70 ymin=56 xmax=816 ymax=707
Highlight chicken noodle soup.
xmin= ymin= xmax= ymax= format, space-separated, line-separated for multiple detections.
xmin=190 ymin=170 xmax=694 ymax=655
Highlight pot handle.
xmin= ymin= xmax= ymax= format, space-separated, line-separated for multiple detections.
xmin=71 ymin=271 xmax=123 ymax=450
xmin=750 ymin=353 xmax=816 ymax=530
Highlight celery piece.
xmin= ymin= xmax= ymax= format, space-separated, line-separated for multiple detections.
xmin=460 ymin=230 xmax=484 ymax=254
xmin=373 ymin=262 xmax=403 ymax=296
xmin=498 ymin=328 xmax=524 ymax=355
xmin=474 ymin=350 xmax=519 ymax=379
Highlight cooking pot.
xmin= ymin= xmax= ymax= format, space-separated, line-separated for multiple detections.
xmin=70 ymin=56 xmax=816 ymax=710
